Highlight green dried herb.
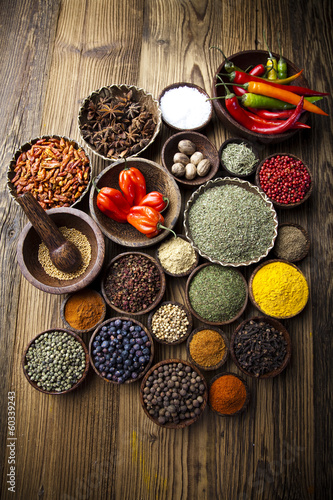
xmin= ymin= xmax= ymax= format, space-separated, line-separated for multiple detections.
xmin=221 ymin=142 xmax=258 ymax=175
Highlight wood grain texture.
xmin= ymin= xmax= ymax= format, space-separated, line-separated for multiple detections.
xmin=0 ymin=0 xmax=332 ymax=499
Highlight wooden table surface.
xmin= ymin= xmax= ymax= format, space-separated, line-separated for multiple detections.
xmin=1 ymin=1 xmax=332 ymax=499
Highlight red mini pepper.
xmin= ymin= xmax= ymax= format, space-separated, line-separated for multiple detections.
xmin=93 ymin=179 xmax=131 ymax=223
xmin=118 ymin=165 xmax=146 ymax=205
xmin=138 ymin=191 xmax=169 ymax=212
xmin=127 ymin=206 xmax=176 ymax=239
xmin=248 ymin=64 xmax=266 ymax=76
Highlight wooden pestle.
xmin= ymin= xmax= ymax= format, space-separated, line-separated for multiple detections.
xmin=17 ymin=192 xmax=82 ymax=273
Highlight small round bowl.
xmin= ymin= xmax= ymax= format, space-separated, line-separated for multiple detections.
xmin=147 ymin=301 xmax=193 ymax=345
xmin=78 ymin=84 xmax=161 ymax=161
xmin=255 ymin=153 xmax=313 ymax=208
xmin=140 ymin=358 xmax=208 ymax=428
xmin=211 ymin=50 xmax=310 ymax=144
xmin=159 ymin=82 xmax=213 ymax=131
xmin=272 ymin=223 xmax=310 ymax=262
xmin=22 ymin=328 xmax=89 ymax=395
xmin=208 ymin=372 xmax=250 ymax=417
xmin=155 ymin=234 xmax=199 ymax=277
xmin=186 ymin=327 xmax=229 ymax=371
xmin=60 ymin=289 xmax=107 ymax=334
xmin=230 ymin=316 xmax=291 ymax=378
xmin=219 ymin=137 xmax=260 ymax=178
xmin=7 ymin=135 xmax=91 ymax=209
xmin=89 ymin=158 xmax=181 ymax=247
xmin=161 ymin=130 xmax=220 ymax=187
xmin=185 ymin=263 xmax=248 ymax=326
xmin=101 ymin=252 xmax=166 ymax=316
xmin=89 ymin=317 xmax=154 ymax=384
xmin=16 ymin=208 xmax=105 ymax=295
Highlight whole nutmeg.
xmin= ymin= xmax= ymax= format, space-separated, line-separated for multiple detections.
xmin=171 ymin=162 xmax=186 ymax=177
xmin=173 ymin=152 xmax=190 ymax=165
xmin=190 ymin=151 xmax=204 ymax=166
xmin=178 ymin=140 xmax=196 ymax=156
xmin=197 ymin=159 xmax=211 ymax=177
xmin=185 ymin=163 xmax=197 ymax=180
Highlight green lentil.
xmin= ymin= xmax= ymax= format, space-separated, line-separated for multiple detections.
xmin=188 ymin=265 xmax=246 ymax=322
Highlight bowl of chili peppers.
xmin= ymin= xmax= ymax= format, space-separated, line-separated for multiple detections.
xmin=211 ymin=49 xmax=329 ymax=144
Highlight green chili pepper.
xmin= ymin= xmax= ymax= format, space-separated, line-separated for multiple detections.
xmin=277 ymin=32 xmax=288 ymax=79
xmin=209 ymin=46 xmax=243 ymax=73
xmin=241 ymin=93 xmax=323 ymax=110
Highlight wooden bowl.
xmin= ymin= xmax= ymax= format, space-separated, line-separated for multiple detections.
xmin=230 ymin=316 xmax=291 ymax=378
xmin=186 ymin=327 xmax=229 ymax=371
xmin=219 ymin=137 xmax=260 ymax=178
xmin=159 ymin=82 xmax=213 ymax=131
xmin=147 ymin=301 xmax=193 ymax=344
xmin=161 ymin=130 xmax=220 ymax=187
xmin=208 ymin=372 xmax=250 ymax=417
xmin=89 ymin=158 xmax=181 ymax=247
xmin=185 ymin=263 xmax=248 ymax=326
xmin=89 ymin=317 xmax=154 ymax=384
xmin=16 ymin=208 xmax=105 ymax=295
xmin=272 ymin=223 xmax=310 ymax=262
xmin=22 ymin=328 xmax=89 ymax=395
xmin=249 ymin=259 xmax=309 ymax=319
xmin=60 ymin=289 xmax=107 ymax=334
xmin=78 ymin=84 xmax=161 ymax=161
xmin=255 ymin=153 xmax=313 ymax=208
xmin=140 ymin=358 xmax=208 ymax=428
xmin=101 ymin=252 xmax=166 ymax=316
xmin=155 ymin=234 xmax=199 ymax=277
xmin=211 ymin=50 xmax=310 ymax=144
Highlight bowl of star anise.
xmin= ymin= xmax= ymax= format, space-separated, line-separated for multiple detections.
xmin=78 ymin=84 xmax=162 ymax=161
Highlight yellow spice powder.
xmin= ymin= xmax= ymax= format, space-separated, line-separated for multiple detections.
xmin=189 ymin=329 xmax=226 ymax=367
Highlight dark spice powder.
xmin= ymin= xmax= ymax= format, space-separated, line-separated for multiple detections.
xmin=274 ymin=225 xmax=308 ymax=262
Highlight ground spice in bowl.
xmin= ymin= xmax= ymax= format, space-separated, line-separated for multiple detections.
xmin=273 ymin=223 xmax=310 ymax=262
xmin=209 ymin=373 xmax=249 ymax=416
xmin=62 ymin=288 xmax=106 ymax=332
xmin=157 ymin=235 xmax=198 ymax=276
xmin=187 ymin=328 xmax=228 ymax=370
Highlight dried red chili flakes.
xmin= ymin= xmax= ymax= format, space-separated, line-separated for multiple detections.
xmin=11 ymin=137 xmax=90 ymax=209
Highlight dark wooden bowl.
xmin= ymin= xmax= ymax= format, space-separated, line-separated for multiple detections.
xmin=16 ymin=208 xmax=105 ymax=295
xmin=89 ymin=317 xmax=154 ymax=384
xmin=147 ymin=301 xmax=193 ymax=345
xmin=60 ymin=289 xmax=107 ymax=334
xmin=272 ymin=222 xmax=310 ymax=262
xmin=22 ymin=328 xmax=89 ymax=395
xmin=255 ymin=153 xmax=313 ymax=208
xmin=89 ymin=158 xmax=181 ymax=247
xmin=155 ymin=234 xmax=199 ymax=277
xmin=186 ymin=327 xmax=229 ymax=371
xmin=249 ymin=259 xmax=309 ymax=319
xmin=101 ymin=252 xmax=166 ymax=316
xmin=219 ymin=137 xmax=260 ymax=178
xmin=208 ymin=372 xmax=250 ymax=417
xmin=185 ymin=263 xmax=248 ymax=326
xmin=161 ymin=130 xmax=220 ymax=187
xmin=230 ymin=316 xmax=291 ymax=379
xmin=211 ymin=50 xmax=310 ymax=144
xmin=139 ymin=358 xmax=208 ymax=428
xmin=159 ymin=82 xmax=213 ymax=131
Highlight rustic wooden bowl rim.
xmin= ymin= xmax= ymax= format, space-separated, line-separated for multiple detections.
xmin=60 ymin=289 xmax=107 ymax=334
xmin=273 ymin=222 xmax=310 ymax=262
xmin=155 ymin=234 xmax=199 ymax=277
xmin=186 ymin=326 xmax=229 ymax=371
xmin=208 ymin=371 xmax=250 ymax=417
xmin=219 ymin=137 xmax=260 ymax=178
xmin=147 ymin=301 xmax=193 ymax=345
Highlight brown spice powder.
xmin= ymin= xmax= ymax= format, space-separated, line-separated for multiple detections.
xmin=189 ymin=329 xmax=226 ymax=367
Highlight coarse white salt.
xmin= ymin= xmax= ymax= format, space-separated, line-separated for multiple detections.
xmin=160 ymin=86 xmax=212 ymax=129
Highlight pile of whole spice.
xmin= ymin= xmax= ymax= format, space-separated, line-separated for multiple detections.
xmin=150 ymin=303 xmax=190 ymax=343
xmin=64 ymin=289 xmax=105 ymax=331
xmin=142 ymin=362 xmax=206 ymax=425
xmin=188 ymin=265 xmax=247 ymax=323
xmin=103 ymin=254 xmax=161 ymax=313
xmin=273 ymin=224 xmax=309 ymax=262
xmin=24 ymin=331 xmax=87 ymax=392
xmin=189 ymin=329 xmax=226 ymax=368
xmin=160 ymin=85 xmax=211 ymax=130
xmin=209 ymin=374 xmax=248 ymax=415
xmin=221 ymin=142 xmax=258 ymax=175
xmin=233 ymin=320 xmax=288 ymax=377
xmin=157 ymin=236 xmax=197 ymax=275
xmin=171 ymin=139 xmax=211 ymax=180
xmin=91 ymin=319 xmax=152 ymax=383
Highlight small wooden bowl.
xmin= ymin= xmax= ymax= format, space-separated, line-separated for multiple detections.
xmin=155 ymin=234 xmax=199 ymax=277
xmin=161 ymin=130 xmax=220 ymax=187
xmin=147 ymin=301 xmax=193 ymax=345
xmin=22 ymin=328 xmax=89 ymax=395
xmin=159 ymin=82 xmax=213 ymax=131
xmin=16 ymin=208 xmax=105 ymax=295
xmin=89 ymin=317 xmax=154 ymax=384
xmin=185 ymin=263 xmax=248 ymax=326
xmin=249 ymin=259 xmax=309 ymax=319
xmin=101 ymin=252 xmax=166 ymax=316
xmin=255 ymin=153 xmax=313 ymax=209
xmin=208 ymin=372 xmax=250 ymax=417
xmin=230 ymin=316 xmax=291 ymax=378
xmin=186 ymin=327 xmax=229 ymax=371
xmin=219 ymin=137 xmax=260 ymax=178
xmin=140 ymin=358 xmax=208 ymax=428
xmin=89 ymin=158 xmax=181 ymax=247
xmin=273 ymin=223 xmax=310 ymax=262
xmin=60 ymin=289 xmax=107 ymax=334
xmin=211 ymin=50 xmax=310 ymax=144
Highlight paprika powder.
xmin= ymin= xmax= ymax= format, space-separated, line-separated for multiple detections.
xmin=209 ymin=374 xmax=248 ymax=415
xmin=64 ymin=289 xmax=105 ymax=331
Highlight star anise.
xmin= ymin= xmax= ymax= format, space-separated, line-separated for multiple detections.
xmin=98 ymin=101 xmax=123 ymax=121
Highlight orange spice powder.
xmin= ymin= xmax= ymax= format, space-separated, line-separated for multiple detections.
xmin=209 ymin=374 xmax=247 ymax=415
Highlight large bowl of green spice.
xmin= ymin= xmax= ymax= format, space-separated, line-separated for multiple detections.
xmin=184 ymin=177 xmax=278 ymax=267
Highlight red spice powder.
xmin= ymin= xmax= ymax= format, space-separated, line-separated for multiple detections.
xmin=209 ymin=374 xmax=247 ymax=415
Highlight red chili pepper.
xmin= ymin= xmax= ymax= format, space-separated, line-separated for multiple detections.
xmin=92 ymin=179 xmax=131 ymax=223
xmin=118 ymin=164 xmax=146 ymax=205
xmin=138 ymin=191 xmax=169 ymax=212
xmin=233 ymin=85 xmax=247 ymax=96
xmin=247 ymin=108 xmax=299 ymax=119
xmin=225 ymin=69 xmax=304 ymax=85
xmin=245 ymin=110 xmax=310 ymax=129
xmin=249 ymin=64 xmax=266 ymax=76
xmin=127 ymin=206 xmax=176 ymax=239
